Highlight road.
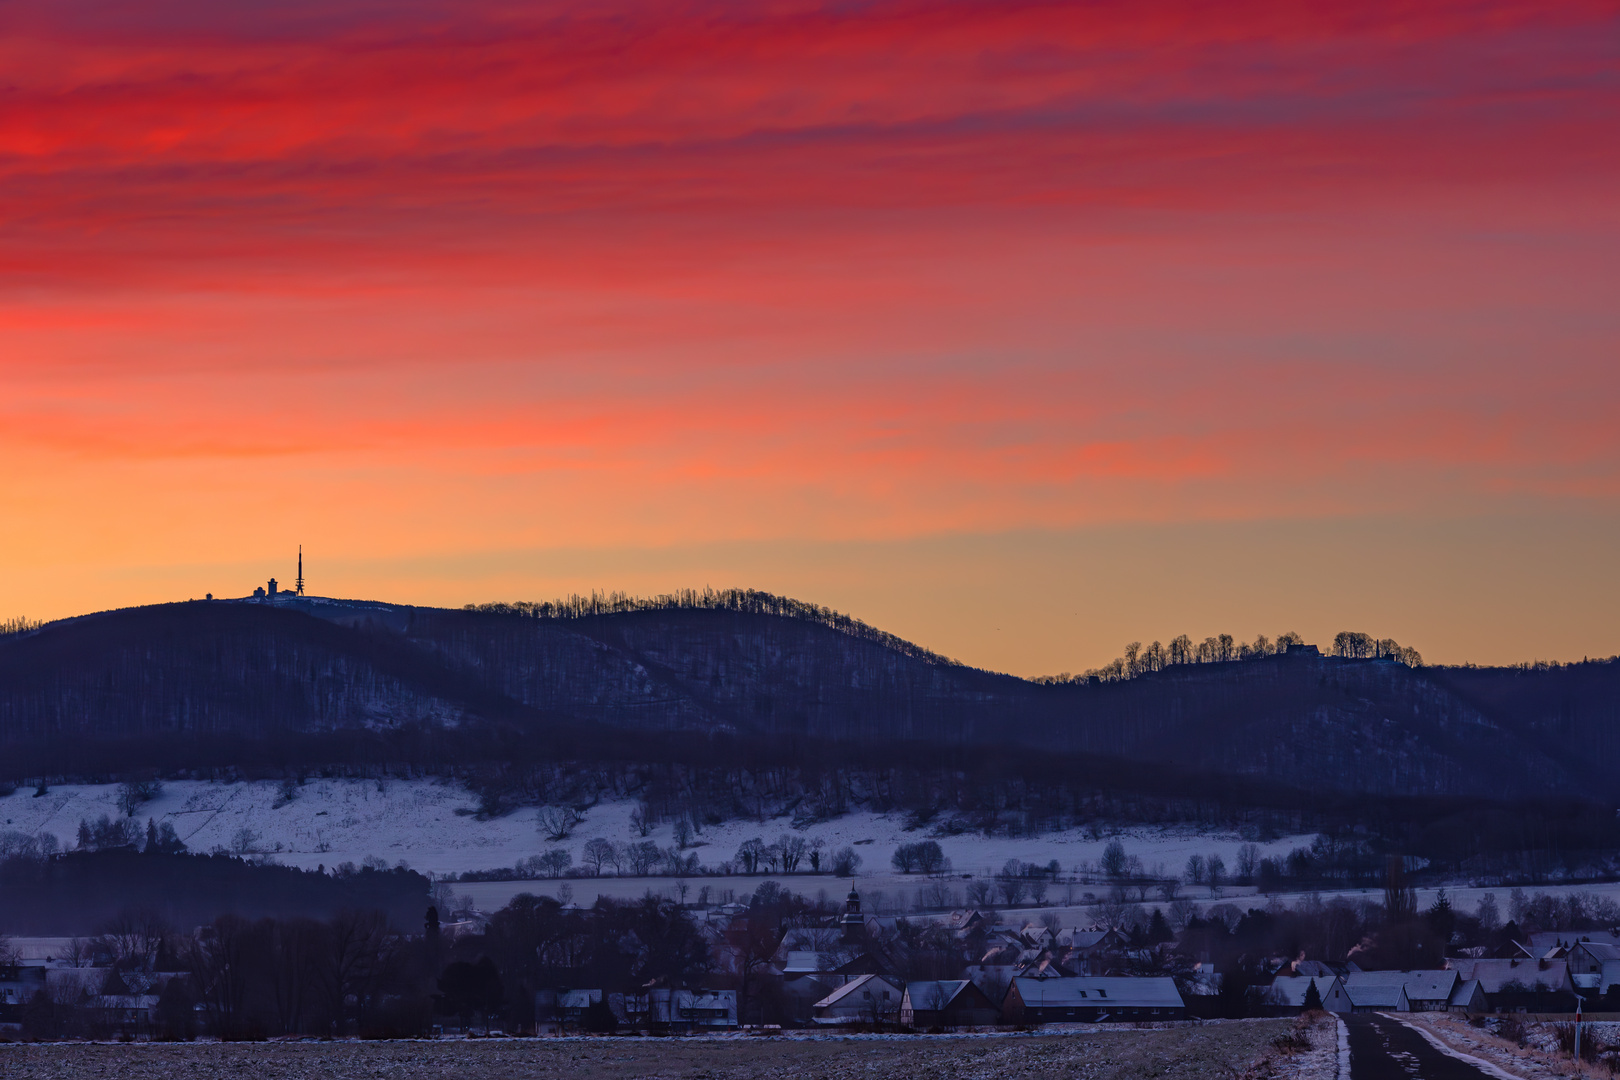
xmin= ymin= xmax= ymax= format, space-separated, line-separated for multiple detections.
xmin=1343 ymin=1014 xmax=1506 ymax=1079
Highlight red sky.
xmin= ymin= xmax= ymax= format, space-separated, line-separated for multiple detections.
xmin=4 ymin=0 xmax=1618 ymax=673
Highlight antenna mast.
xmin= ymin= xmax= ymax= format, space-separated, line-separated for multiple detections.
xmin=296 ymin=546 xmax=305 ymax=596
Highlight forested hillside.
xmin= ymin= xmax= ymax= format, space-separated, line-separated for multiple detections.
xmin=0 ymin=595 xmax=1614 ymax=803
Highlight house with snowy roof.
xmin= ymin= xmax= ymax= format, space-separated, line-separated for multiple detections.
xmin=900 ymin=979 xmax=1000 ymax=1028
xmin=1567 ymin=940 xmax=1620 ymax=989
xmin=1054 ymin=927 xmax=1129 ymax=975
xmin=811 ymin=973 xmax=901 ymax=1025
xmin=617 ymin=988 xmax=738 ymax=1031
xmin=1340 ymin=970 xmax=1459 ymax=1012
xmin=1402 ymin=970 xmax=1459 ymax=1011
xmin=947 ymin=909 xmax=988 ymax=935
xmin=1526 ymin=931 xmax=1620 ymax=957
xmin=1264 ymin=975 xmax=1352 ymax=1014
xmin=1287 ymin=959 xmax=1360 ymax=979
xmin=1340 ymin=972 xmax=1411 ymax=1012
xmin=1449 ymin=957 xmax=1578 ymax=1013
xmin=1002 ymin=976 xmax=1185 ymax=1023
xmin=1447 ymin=979 xmax=1488 ymax=1014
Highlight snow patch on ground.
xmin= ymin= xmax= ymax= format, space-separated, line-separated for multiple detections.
xmin=1402 ymin=1014 xmax=1611 ymax=1080
xmin=0 ymin=779 xmax=1310 ymax=883
xmin=12 ymin=780 xmax=1620 ymax=920
xmin=1265 ymin=1014 xmax=1340 ymax=1079
xmin=1396 ymin=1016 xmax=1528 ymax=1080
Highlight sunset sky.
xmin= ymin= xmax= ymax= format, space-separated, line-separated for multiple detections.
xmin=4 ymin=0 xmax=1618 ymax=675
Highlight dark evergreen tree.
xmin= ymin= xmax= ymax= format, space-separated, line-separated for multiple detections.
xmin=581 ymin=995 xmax=617 ymax=1033
xmin=1426 ymin=889 xmax=1456 ymax=945
xmin=436 ymin=957 xmax=504 ymax=1029
xmin=1302 ymin=979 xmax=1323 ymax=1012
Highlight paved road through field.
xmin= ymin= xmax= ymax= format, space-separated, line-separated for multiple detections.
xmin=1343 ymin=1014 xmax=1503 ymax=1079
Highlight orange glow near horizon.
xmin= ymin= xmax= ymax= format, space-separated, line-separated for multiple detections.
xmin=3 ymin=0 xmax=1619 ymax=674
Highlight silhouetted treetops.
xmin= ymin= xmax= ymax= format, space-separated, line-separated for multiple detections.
xmin=5 ymin=596 xmax=1617 ymax=803
xmin=1039 ymin=629 xmax=1422 ymax=684
xmin=0 ymin=843 xmax=429 ymax=935
xmin=464 ymin=587 xmax=962 ymax=666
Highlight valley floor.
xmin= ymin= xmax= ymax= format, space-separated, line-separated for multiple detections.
xmin=0 ymin=1021 xmax=1323 ymax=1080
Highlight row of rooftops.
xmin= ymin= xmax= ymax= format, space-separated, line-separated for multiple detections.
xmin=1266 ymin=957 xmax=1601 ymax=1013
xmin=811 ymin=972 xmax=1186 ymax=1023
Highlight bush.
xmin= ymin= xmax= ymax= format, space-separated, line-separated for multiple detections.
xmin=582 ymin=996 xmax=618 ymax=1033
xmin=832 ymin=847 xmax=862 ymax=877
xmin=890 ymin=840 xmax=947 ymax=876
xmin=1272 ymin=1031 xmax=1312 ymax=1053
xmin=1552 ymin=1022 xmax=1603 ymax=1063
xmin=1496 ymin=1016 xmax=1529 ymax=1047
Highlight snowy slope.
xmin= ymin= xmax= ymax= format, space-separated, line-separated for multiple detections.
xmin=0 ymin=778 xmax=1308 ymax=882
xmin=8 ymin=780 xmax=1618 ymax=918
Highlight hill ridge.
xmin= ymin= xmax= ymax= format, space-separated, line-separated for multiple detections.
xmin=1 ymin=595 xmax=1616 ymax=802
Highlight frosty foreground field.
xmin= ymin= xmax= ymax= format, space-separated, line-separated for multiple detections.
xmin=0 ymin=1022 xmax=1322 ymax=1080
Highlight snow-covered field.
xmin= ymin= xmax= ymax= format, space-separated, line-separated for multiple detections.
xmin=0 ymin=777 xmax=1306 ymax=881
xmin=6 ymin=778 xmax=1619 ymax=919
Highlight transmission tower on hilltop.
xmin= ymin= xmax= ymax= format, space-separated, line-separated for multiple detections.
xmin=296 ymin=546 xmax=305 ymax=596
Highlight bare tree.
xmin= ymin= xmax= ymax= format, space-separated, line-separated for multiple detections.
xmin=734 ymin=837 xmax=765 ymax=874
xmin=997 ymin=866 xmax=1028 ymax=907
xmin=1143 ymin=640 xmax=1166 ymax=672
xmin=1168 ymin=897 xmax=1198 ymax=930
xmin=728 ymin=917 xmax=783 ymax=1026
xmin=188 ymin=914 xmax=254 ymax=1035
xmin=1235 ymin=843 xmax=1261 ymax=885
xmin=1332 ymin=631 xmax=1376 ymax=659
xmin=537 ymin=806 xmax=584 ymax=842
xmin=1100 ymin=840 xmax=1128 ymax=880
xmin=779 ymin=834 xmax=807 ymax=872
xmin=1123 ymin=642 xmax=1142 ymax=677
xmin=832 ymin=846 xmax=862 ymax=877
xmin=626 ymin=840 xmax=662 ymax=876
xmin=582 ymin=838 xmax=618 ymax=876
xmin=100 ymin=908 xmax=171 ymax=971
xmin=317 ymin=909 xmax=395 ymax=1035
xmin=116 ymin=780 xmax=162 ymax=819
xmin=265 ymin=916 xmax=322 ymax=1036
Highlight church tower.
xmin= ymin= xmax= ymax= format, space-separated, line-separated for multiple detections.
xmin=841 ymin=886 xmax=865 ymax=940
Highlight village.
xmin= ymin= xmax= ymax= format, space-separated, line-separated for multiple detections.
xmin=3 ymin=865 xmax=1618 ymax=1044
